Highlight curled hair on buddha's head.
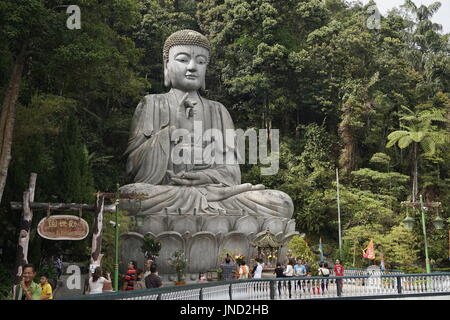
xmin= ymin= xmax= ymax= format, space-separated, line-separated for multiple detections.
xmin=163 ymin=29 xmax=210 ymax=90
xmin=163 ymin=29 xmax=211 ymax=62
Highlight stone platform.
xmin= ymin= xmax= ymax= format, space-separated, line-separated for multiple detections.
xmin=119 ymin=212 xmax=298 ymax=282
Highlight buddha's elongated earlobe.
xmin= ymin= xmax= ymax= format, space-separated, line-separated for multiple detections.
xmin=201 ymin=76 xmax=206 ymax=91
xmin=164 ymin=60 xmax=171 ymax=87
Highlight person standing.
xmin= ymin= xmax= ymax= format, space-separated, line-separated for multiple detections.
xmin=252 ymin=259 xmax=263 ymax=279
xmin=294 ymin=259 xmax=306 ymax=292
xmin=238 ymin=261 xmax=250 ymax=279
xmin=13 ymin=264 xmax=42 ymax=300
xmin=197 ymin=272 xmax=207 ymax=283
xmin=123 ymin=260 xmax=138 ymax=291
xmin=134 ymin=269 xmax=146 ymax=290
xmin=304 ymin=260 xmax=311 ymax=276
xmin=39 ymin=273 xmax=53 ymax=300
xmin=283 ymin=258 xmax=295 ymax=298
xmin=333 ymin=259 xmax=345 ymax=293
xmin=283 ymin=258 xmax=295 ymax=277
xmin=333 ymin=259 xmax=344 ymax=276
xmin=88 ymin=267 xmax=112 ymax=294
xmin=54 ymin=255 xmax=63 ymax=279
xmin=318 ymin=262 xmax=330 ymax=294
xmin=273 ymin=262 xmax=285 ymax=297
xmin=220 ymin=255 xmax=237 ymax=281
xmin=143 ymin=258 xmax=153 ymax=279
xmin=145 ymin=265 xmax=162 ymax=289
xmin=293 ymin=259 xmax=301 ymax=276
xmin=274 ymin=263 xmax=285 ymax=278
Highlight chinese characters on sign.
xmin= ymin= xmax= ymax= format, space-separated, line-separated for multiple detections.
xmin=37 ymin=215 xmax=89 ymax=240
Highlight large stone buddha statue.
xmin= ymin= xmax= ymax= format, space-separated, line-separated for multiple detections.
xmin=119 ymin=30 xmax=298 ymax=279
xmin=120 ymin=29 xmax=293 ymax=218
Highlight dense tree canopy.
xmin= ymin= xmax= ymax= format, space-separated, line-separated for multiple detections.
xmin=0 ymin=0 xmax=449 ymax=296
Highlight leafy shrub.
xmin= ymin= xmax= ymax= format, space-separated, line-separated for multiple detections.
xmin=168 ymin=251 xmax=188 ymax=283
xmin=141 ymin=235 xmax=161 ymax=259
xmin=0 ymin=264 xmax=13 ymax=300
xmin=402 ymin=265 xmax=425 ymax=274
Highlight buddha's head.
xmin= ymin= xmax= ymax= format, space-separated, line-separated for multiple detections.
xmin=163 ymin=30 xmax=211 ymax=92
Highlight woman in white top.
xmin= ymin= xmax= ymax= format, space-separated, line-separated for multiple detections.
xmin=252 ymin=259 xmax=263 ymax=279
xmin=318 ymin=262 xmax=330 ymax=294
xmin=283 ymin=258 xmax=295 ymax=298
xmin=283 ymin=258 xmax=295 ymax=277
xmin=88 ymin=267 xmax=112 ymax=294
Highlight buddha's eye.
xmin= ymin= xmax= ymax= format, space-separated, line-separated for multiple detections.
xmin=175 ymin=54 xmax=190 ymax=63
xmin=197 ymin=56 xmax=207 ymax=65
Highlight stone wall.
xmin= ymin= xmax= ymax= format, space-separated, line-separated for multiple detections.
xmin=120 ymin=214 xmax=299 ymax=281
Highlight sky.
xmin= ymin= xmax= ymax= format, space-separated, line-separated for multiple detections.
xmin=359 ymin=0 xmax=450 ymax=34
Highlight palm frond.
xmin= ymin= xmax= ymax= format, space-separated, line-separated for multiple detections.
xmin=402 ymin=0 xmax=418 ymax=13
xmin=386 ymin=130 xmax=409 ymax=148
xmin=409 ymin=131 xmax=425 ymax=142
xmin=419 ymin=109 xmax=447 ymax=123
xmin=427 ymin=2 xmax=442 ymax=16
xmin=420 ymin=136 xmax=436 ymax=154
xmin=398 ymin=135 xmax=413 ymax=149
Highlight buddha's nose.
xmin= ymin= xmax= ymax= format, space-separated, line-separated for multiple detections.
xmin=187 ymin=59 xmax=197 ymax=71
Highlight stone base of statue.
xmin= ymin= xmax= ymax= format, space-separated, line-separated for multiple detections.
xmin=119 ymin=209 xmax=299 ymax=282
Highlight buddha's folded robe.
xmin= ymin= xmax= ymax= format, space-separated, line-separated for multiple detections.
xmin=122 ymin=90 xmax=293 ymax=218
xmin=120 ymin=182 xmax=293 ymax=218
xmin=125 ymin=90 xmax=240 ymax=186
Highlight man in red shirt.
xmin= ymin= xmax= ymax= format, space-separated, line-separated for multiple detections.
xmin=123 ymin=260 xmax=137 ymax=291
xmin=333 ymin=259 xmax=344 ymax=276
xmin=333 ymin=259 xmax=344 ymax=294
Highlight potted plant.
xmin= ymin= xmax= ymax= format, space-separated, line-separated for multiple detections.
xmin=141 ymin=235 xmax=161 ymax=261
xmin=216 ymin=268 xmax=223 ymax=281
xmin=168 ymin=250 xmax=188 ymax=285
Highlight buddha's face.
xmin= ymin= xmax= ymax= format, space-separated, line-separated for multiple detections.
xmin=165 ymin=45 xmax=209 ymax=91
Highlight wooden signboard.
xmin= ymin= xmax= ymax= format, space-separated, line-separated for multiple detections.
xmin=37 ymin=215 xmax=89 ymax=240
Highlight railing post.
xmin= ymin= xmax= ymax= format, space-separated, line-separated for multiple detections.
xmin=200 ymin=288 xmax=203 ymax=300
xmin=270 ymin=280 xmax=275 ymax=300
xmin=397 ymin=276 xmax=402 ymax=294
xmin=229 ymin=283 xmax=233 ymax=300
xmin=336 ymin=278 xmax=342 ymax=297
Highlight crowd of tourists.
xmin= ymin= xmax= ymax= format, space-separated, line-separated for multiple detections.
xmin=219 ymin=255 xmax=345 ymax=283
xmin=13 ymin=255 xmax=164 ymax=299
xmin=13 ymin=253 xmax=345 ymax=299
xmin=84 ymin=257 xmax=163 ymax=295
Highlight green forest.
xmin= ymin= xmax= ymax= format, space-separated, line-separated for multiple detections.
xmin=0 ymin=0 xmax=449 ymax=297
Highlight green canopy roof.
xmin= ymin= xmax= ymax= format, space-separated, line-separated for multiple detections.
xmin=250 ymin=229 xmax=284 ymax=248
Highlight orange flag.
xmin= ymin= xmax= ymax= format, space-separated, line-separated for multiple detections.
xmin=363 ymin=239 xmax=375 ymax=260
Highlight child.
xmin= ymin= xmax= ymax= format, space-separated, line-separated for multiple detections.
xmin=39 ymin=273 xmax=53 ymax=300
xmin=197 ymin=272 xmax=207 ymax=283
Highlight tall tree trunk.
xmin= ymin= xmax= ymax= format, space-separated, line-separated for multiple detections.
xmin=0 ymin=44 xmax=28 ymax=205
xmin=90 ymin=195 xmax=105 ymax=271
xmin=412 ymin=142 xmax=418 ymax=202
xmin=14 ymin=173 xmax=37 ymax=285
xmin=338 ymin=115 xmax=355 ymax=174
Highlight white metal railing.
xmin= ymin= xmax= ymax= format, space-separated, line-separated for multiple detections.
xmin=62 ymin=273 xmax=450 ymax=300
xmin=337 ymin=268 xmax=404 ymax=277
